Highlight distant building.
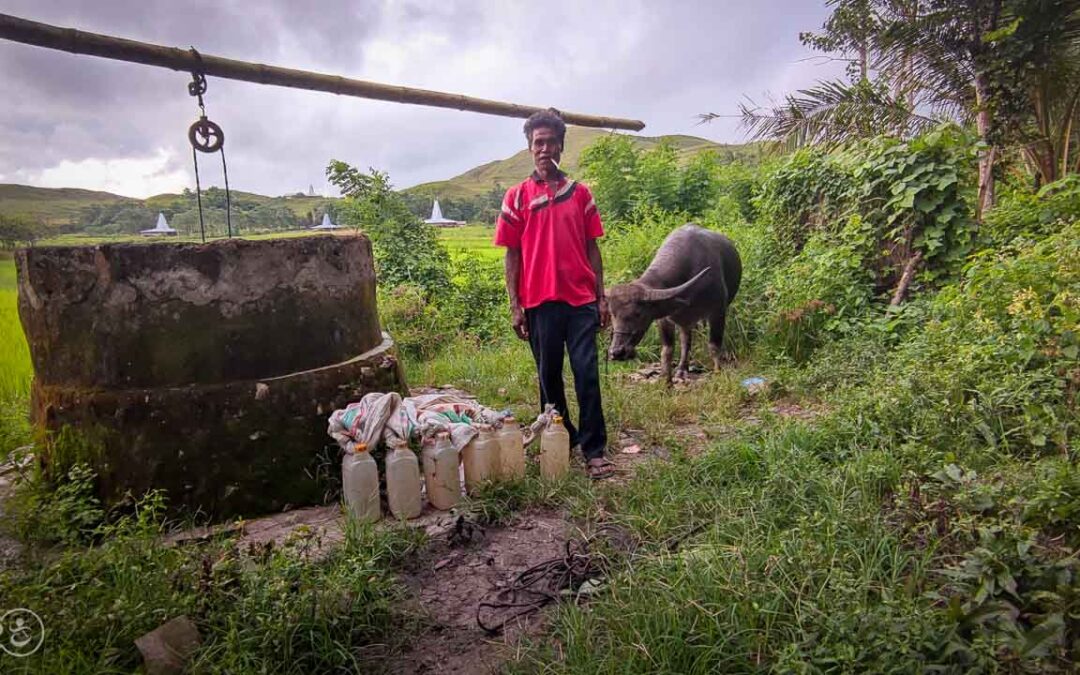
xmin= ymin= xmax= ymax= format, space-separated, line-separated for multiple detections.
xmin=310 ymin=213 xmax=340 ymax=230
xmin=140 ymin=213 xmax=178 ymax=237
xmin=308 ymin=184 xmax=317 ymax=197
xmin=424 ymin=200 xmax=465 ymax=227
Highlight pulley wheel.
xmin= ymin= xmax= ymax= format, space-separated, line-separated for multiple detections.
xmin=188 ymin=117 xmax=224 ymax=153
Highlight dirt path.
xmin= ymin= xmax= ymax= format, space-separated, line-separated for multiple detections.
xmin=389 ymin=511 xmax=572 ymax=675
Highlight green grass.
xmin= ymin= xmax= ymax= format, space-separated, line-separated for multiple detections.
xmin=0 ymin=490 xmax=427 ymax=674
xmin=0 ymin=255 xmax=32 ymax=456
xmin=438 ymin=224 xmax=501 ymax=261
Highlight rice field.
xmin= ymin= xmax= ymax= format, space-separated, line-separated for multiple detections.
xmin=1 ymin=255 xmax=32 ymax=455
xmin=438 ymin=224 xmax=501 ymax=261
xmin=0 ymin=257 xmax=31 ymax=399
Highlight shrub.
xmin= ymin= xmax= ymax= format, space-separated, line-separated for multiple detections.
xmin=984 ymin=174 xmax=1080 ymax=246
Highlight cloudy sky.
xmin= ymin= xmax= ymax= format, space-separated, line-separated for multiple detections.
xmin=0 ymin=1 xmax=841 ymax=198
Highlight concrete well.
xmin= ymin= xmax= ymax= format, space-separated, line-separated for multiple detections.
xmin=16 ymin=234 xmax=406 ymax=517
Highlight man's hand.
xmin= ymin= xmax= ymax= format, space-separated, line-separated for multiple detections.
xmin=511 ymin=305 xmax=529 ymax=340
xmin=598 ymin=296 xmax=610 ymax=330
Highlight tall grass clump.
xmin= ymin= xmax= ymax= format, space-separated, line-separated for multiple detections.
xmin=1 ymin=480 xmax=425 ymax=674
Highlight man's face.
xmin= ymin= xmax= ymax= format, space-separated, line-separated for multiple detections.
xmin=530 ymin=126 xmax=562 ymax=174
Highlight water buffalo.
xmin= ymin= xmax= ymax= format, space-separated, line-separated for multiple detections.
xmin=607 ymin=224 xmax=741 ymax=384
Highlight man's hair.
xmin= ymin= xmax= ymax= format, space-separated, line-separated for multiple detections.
xmin=523 ymin=108 xmax=566 ymax=147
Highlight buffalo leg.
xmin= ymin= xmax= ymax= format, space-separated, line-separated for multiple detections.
xmin=676 ymin=324 xmax=692 ymax=381
xmin=658 ymin=318 xmax=676 ymax=385
xmin=708 ymin=307 xmax=729 ymax=370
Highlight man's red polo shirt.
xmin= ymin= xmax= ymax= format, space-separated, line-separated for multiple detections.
xmin=493 ymin=172 xmax=604 ymax=309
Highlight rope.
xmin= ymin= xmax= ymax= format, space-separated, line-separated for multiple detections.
xmin=192 ymin=145 xmax=206 ymax=243
xmin=220 ymin=145 xmax=232 ymax=238
xmin=186 ymin=47 xmax=232 ymax=240
xmin=473 ymin=519 xmax=707 ymax=634
xmin=476 ymin=534 xmax=603 ymax=634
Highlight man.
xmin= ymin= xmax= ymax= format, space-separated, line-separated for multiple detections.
xmin=494 ymin=108 xmax=614 ymax=480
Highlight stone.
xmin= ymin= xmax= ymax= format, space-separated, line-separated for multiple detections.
xmin=134 ymin=615 xmax=201 ymax=675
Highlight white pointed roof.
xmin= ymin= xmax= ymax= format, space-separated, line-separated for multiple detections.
xmin=140 ymin=212 xmax=177 ymax=235
xmin=310 ymin=212 xmax=340 ymax=230
xmin=424 ymin=199 xmax=464 ymax=225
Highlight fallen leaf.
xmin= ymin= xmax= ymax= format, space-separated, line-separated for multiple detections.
xmin=621 ymin=445 xmax=642 ymax=454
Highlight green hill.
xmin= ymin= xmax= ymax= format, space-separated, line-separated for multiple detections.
xmin=0 ymin=183 xmax=337 ymax=232
xmin=0 ymin=184 xmax=137 ymax=226
xmin=1 ymin=129 xmax=757 ymax=230
xmin=403 ymin=127 xmax=758 ymax=199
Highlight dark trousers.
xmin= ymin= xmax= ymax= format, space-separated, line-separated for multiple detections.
xmin=526 ymin=301 xmax=607 ymax=461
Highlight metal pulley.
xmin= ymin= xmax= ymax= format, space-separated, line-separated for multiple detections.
xmin=186 ymin=48 xmax=232 ymax=241
xmin=188 ymin=116 xmax=224 ymax=153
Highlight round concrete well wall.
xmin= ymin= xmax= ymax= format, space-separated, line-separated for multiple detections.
xmin=16 ymin=234 xmax=406 ymax=518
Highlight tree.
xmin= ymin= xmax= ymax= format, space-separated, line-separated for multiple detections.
xmin=580 ymin=135 xmax=640 ymax=221
xmin=710 ymin=0 xmax=1080 ymax=216
xmin=326 ymin=160 xmax=450 ymax=296
xmin=0 ymin=214 xmax=41 ymax=249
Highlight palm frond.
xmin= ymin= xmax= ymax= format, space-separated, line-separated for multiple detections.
xmin=721 ymin=79 xmax=942 ymax=150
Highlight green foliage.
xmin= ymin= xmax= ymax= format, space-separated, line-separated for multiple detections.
xmin=0 ymin=214 xmax=41 ymax=249
xmin=854 ymin=218 xmax=1079 ymax=460
xmin=0 ymin=475 xmax=424 ymax=673
xmin=765 ymin=215 xmax=878 ymax=360
xmin=327 ymin=160 xmax=451 ymax=297
xmin=580 ymin=136 xmax=722 ymax=222
xmin=985 ymin=174 xmax=1080 ymax=245
xmin=600 ymin=208 xmax=688 ymax=283
xmin=443 ymin=253 xmax=506 ymax=344
xmin=757 ymin=126 xmax=977 ymax=359
xmin=853 ymin=126 xmax=976 ymax=277
xmin=632 ymin=140 xmax=681 ymax=213
xmin=714 ymin=161 xmax=760 ymax=222
xmin=579 ymin=135 xmax=639 ymax=221
xmin=4 ymin=462 xmax=105 ymax=545
xmin=676 ymin=151 xmax=721 ymax=217
xmin=733 ymin=0 xmax=1080 ymax=190
xmin=378 ymin=284 xmax=450 ymax=360
xmin=379 ymin=251 xmax=506 ymax=360
xmin=754 ymin=147 xmax=856 ymax=253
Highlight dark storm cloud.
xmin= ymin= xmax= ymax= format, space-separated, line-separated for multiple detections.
xmin=0 ymin=1 xmax=840 ymax=197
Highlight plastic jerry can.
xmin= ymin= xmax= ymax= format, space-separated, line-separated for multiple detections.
xmin=342 ymin=443 xmax=381 ymax=522
xmin=496 ymin=416 xmax=525 ymax=479
xmin=386 ymin=437 xmax=423 ymax=519
xmin=422 ymin=432 xmax=460 ymax=510
xmin=540 ymin=414 xmax=570 ymax=480
xmin=462 ymin=424 xmax=497 ymax=494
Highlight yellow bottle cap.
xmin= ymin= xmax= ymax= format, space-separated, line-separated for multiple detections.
xmin=354 ymin=443 xmax=368 ymax=453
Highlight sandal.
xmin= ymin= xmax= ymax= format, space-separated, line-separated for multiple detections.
xmin=586 ymin=457 xmax=616 ymax=480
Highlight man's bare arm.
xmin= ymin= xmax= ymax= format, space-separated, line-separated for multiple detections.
xmin=504 ymin=247 xmax=528 ymax=339
xmin=587 ymin=239 xmax=609 ymax=328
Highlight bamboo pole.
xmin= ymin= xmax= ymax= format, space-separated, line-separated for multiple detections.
xmin=0 ymin=13 xmax=645 ymax=131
